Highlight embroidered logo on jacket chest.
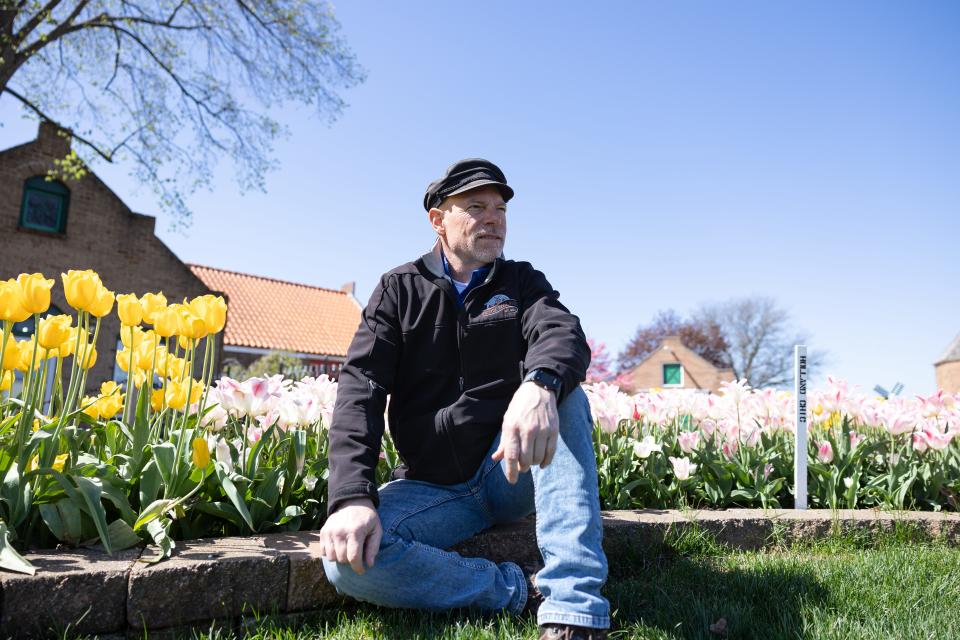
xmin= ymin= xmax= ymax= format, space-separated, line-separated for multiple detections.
xmin=477 ymin=294 xmax=519 ymax=319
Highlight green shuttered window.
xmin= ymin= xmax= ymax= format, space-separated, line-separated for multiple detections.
xmin=663 ymin=363 xmax=682 ymax=386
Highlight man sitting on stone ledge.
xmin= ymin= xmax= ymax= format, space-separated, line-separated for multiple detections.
xmin=318 ymin=159 xmax=610 ymax=639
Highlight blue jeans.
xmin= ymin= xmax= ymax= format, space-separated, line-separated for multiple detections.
xmin=322 ymin=386 xmax=610 ymax=629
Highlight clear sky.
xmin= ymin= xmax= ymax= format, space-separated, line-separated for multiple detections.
xmin=2 ymin=1 xmax=958 ymax=395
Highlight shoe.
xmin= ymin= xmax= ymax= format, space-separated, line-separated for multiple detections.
xmin=539 ymin=624 xmax=608 ymax=640
xmin=522 ymin=564 xmax=544 ymax=615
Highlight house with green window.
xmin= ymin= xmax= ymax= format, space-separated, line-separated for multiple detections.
xmin=0 ymin=120 xmax=217 ymax=392
xmin=621 ymin=335 xmax=735 ymax=393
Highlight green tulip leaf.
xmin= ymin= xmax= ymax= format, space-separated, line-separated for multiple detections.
xmin=0 ymin=520 xmax=35 ymax=575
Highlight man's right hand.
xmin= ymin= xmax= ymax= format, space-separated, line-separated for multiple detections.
xmin=318 ymin=498 xmax=382 ymax=575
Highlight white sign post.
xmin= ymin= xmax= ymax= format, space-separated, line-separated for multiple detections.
xmin=794 ymin=345 xmax=808 ymax=510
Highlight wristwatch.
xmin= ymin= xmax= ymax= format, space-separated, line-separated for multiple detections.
xmin=524 ymin=368 xmax=563 ymax=397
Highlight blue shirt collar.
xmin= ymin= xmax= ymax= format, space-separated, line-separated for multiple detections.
xmin=440 ymin=249 xmax=491 ymax=305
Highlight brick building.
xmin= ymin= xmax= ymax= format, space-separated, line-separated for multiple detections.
xmin=622 ymin=335 xmax=735 ymax=393
xmin=1 ymin=121 xmax=360 ymax=391
xmin=935 ymin=333 xmax=960 ymax=393
xmin=0 ymin=121 xmax=216 ymax=391
xmin=188 ymin=265 xmax=361 ymax=378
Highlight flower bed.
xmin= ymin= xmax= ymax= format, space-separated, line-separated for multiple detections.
xmin=586 ymin=380 xmax=959 ymax=512
xmin=1 ymin=269 xmax=958 ymax=577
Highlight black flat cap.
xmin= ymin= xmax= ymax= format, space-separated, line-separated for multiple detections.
xmin=423 ymin=158 xmax=515 ymax=211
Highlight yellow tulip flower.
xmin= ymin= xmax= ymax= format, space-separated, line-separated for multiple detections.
xmin=77 ymin=343 xmax=97 ymax=369
xmin=176 ymin=307 xmax=207 ymax=341
xmin=134 ymin=341 xmax=156 ymax=371
xmin=120 ymin=325 xmax=144 ymax=350
xmin=191 ymin=437 xmax=210 ymax=468
xmin=16 ymin=273 xmax=55 ymax=315
xmin=115 ymin=347 xmax=131 ymax=372
xmin=165 ymin=378 xmax=189 ymax=410
xmin=140 ymin=292 xmax=167 ymax=324
xmin=16 ymin=340 xmax=43 ymax=371
xmin=0 ymin=279 xmax=31 ymax=323
xmin=153 ymin=306 xmax=179 ymax=338
xmin=37 ymin=314 xmax=73 ymax=350
xmin=27 ymin=453 xmax=68 ymax=472
xmin=189 ymin=295 xmax=228 ymax=335
xmin=117 ymin=293 xmax=143 ymax=326
xmin=97 ymin=392 xmax=123 ymax=420
xmin=0 ymin=370 xmax=12 ymax=391
xmin=189 ymin=380 xmax=204 ymax=405
xmin=1 ymin=335 xmax=20 ymax=370
xmin=100 ymin=380 xmax=122 ymax=397
xmin=164 ymin=356 xmax=186 ymax=380
xmin=88 ymin=286 xmax=115 ymax=318
xmin=81 ymin=396 xmax=101 ymax=420
xmin=61 ymin=270 xmax=101 ymax=312
xmin=151 ymin=388 xmax=165 ymax=412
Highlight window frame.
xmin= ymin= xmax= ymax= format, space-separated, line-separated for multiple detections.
xmin=19 ymin=176 xmax=70 ymax=235
xmin=662 ymin=363 xmax=683 ymax=387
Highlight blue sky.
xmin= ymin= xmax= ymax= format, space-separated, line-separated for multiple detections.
xmin=2 ymin=1 xmax=958 ymax=395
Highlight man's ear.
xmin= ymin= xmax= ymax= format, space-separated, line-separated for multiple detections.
xmin=428 ymin=207 xmax=445 ymax=236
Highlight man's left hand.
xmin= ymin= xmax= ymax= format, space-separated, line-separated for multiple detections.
xmin=492 ymin=381 xmax=559 ymax=483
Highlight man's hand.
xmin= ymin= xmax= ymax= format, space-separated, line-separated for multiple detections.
xmin=492 ymin=381 xmax=559 ymax=483
xmin=318 ymin=498 xmax=382 ymax=575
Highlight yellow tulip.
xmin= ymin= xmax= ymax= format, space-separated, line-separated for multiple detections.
xmin=151 ymin=388 xmax=165 ymax=412
xmin=81 ymin=396 xmax=101 ymax=420
xmin=189 ymin=295 xmax=228 ymax=335
xmin=100 ymin=380 xmax=122 ymax=397
xmin=16 ymin=340 xmax=43 ymax=371
xmin=189 ymin=380 xmax=204 ymax=406
xmin=120 ymin=325 xmax=144 ymax=350
xmin=97 ymin=392 xmax=123 ymax=420
xmin=88 ymin=286 xmax=115 ymax=318
xmin=153 ymin=306 xmax=179 ymax=338
xmin=16 ymin=273 xmax=54 ymax=314
xmin=115 ymin=347 xmax=131 ymax=372
xmin=177 ymin=334 xmax=191 ymax=350
xmin=117 ymin=293 xmax=143 ymax=326
xmin=37 ymin=314 xmax=73 ymax=350
xmin=61 ymin=270 xmax=101 ymax=312
xmin=134 ymin=341 xmax=156 ymax=371
xmin=0 ymin=370 xmax=12 ymax=391
xmin=176 ymin=307 xmax=207 ymax=341
xmin=57 ymin=338 xmax=74 ymax=358
xmin=140 ymin=292 xmax=167 ymax=324
xmin=27 ymin=453 xmax=68 ymax=473
xmin=165 ymin=378 xmax=189 ymax=410
xmin=191 ymin=437 xmax=210 ymax=469
xmin=77 ymin=343 xmax=97 ymax=369
xmin=1 ymin=335 xmax=20 ymax=370
xmin=164 ymin=356 xmax=186 ymax=380
xmin=0 ymin=279 xmax=31 ymax=323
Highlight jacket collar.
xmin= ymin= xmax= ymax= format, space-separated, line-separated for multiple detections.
xmin=420 ymin=239 xmax=502 ymax=286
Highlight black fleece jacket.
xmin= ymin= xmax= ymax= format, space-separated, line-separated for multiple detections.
xmin=326 ymin=244 xmax=590 ymax=514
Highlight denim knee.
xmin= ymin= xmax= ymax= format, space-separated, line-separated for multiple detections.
xmin=321 ymin=531 xmax=400 ymax=602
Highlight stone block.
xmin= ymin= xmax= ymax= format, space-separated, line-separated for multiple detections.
xmin=127 ymin=536 xmax=288 ymax=631
xmin=0 ymin=548 xmax=139 ymax=639
xmin=262 ymin=531 xmax=345 ymax=612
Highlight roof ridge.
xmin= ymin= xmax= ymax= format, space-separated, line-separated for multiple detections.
xmin=936 ymin=332 xmax=960 ymax=364
xmin=187 ymin=263 xmax=346 ymax=295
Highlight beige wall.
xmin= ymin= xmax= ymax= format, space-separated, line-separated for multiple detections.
xmin=626 ymin=335 xmax=734 ymax=393
xmin=0 ymin=123 xmax=215 ymax=391
xmin=935 ymin=361 xmax=960 ymax=393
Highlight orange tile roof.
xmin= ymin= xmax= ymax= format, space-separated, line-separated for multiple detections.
xmin=189 ymin=264 xmax=361 ymax=358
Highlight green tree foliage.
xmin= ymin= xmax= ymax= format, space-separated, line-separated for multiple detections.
xmin=0 ymin=1 xmax=364 ymax=228
xmin=224 ymin=350 xmax=303 ymax=380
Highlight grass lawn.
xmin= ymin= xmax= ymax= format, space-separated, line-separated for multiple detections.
xmin=134 ymin=523 xmax=960 ymax=640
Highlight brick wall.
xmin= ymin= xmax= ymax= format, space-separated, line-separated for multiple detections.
xmin=625 ymin=335 xmax=735 ymax=393
xmin=935 ymin=362 xmax=960 ymax=393
xmin=0 ymin=122 xmax=216 ymax=392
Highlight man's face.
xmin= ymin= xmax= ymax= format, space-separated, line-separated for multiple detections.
xmin=431 ymin=185 xmax=507 ymax=267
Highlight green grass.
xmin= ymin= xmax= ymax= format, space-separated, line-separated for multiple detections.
xmin=121 ymin=526 xmax=960 ymax=640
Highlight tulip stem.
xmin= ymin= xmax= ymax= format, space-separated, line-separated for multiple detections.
xmin=123 ymin=325 xmax=135 ymax=426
